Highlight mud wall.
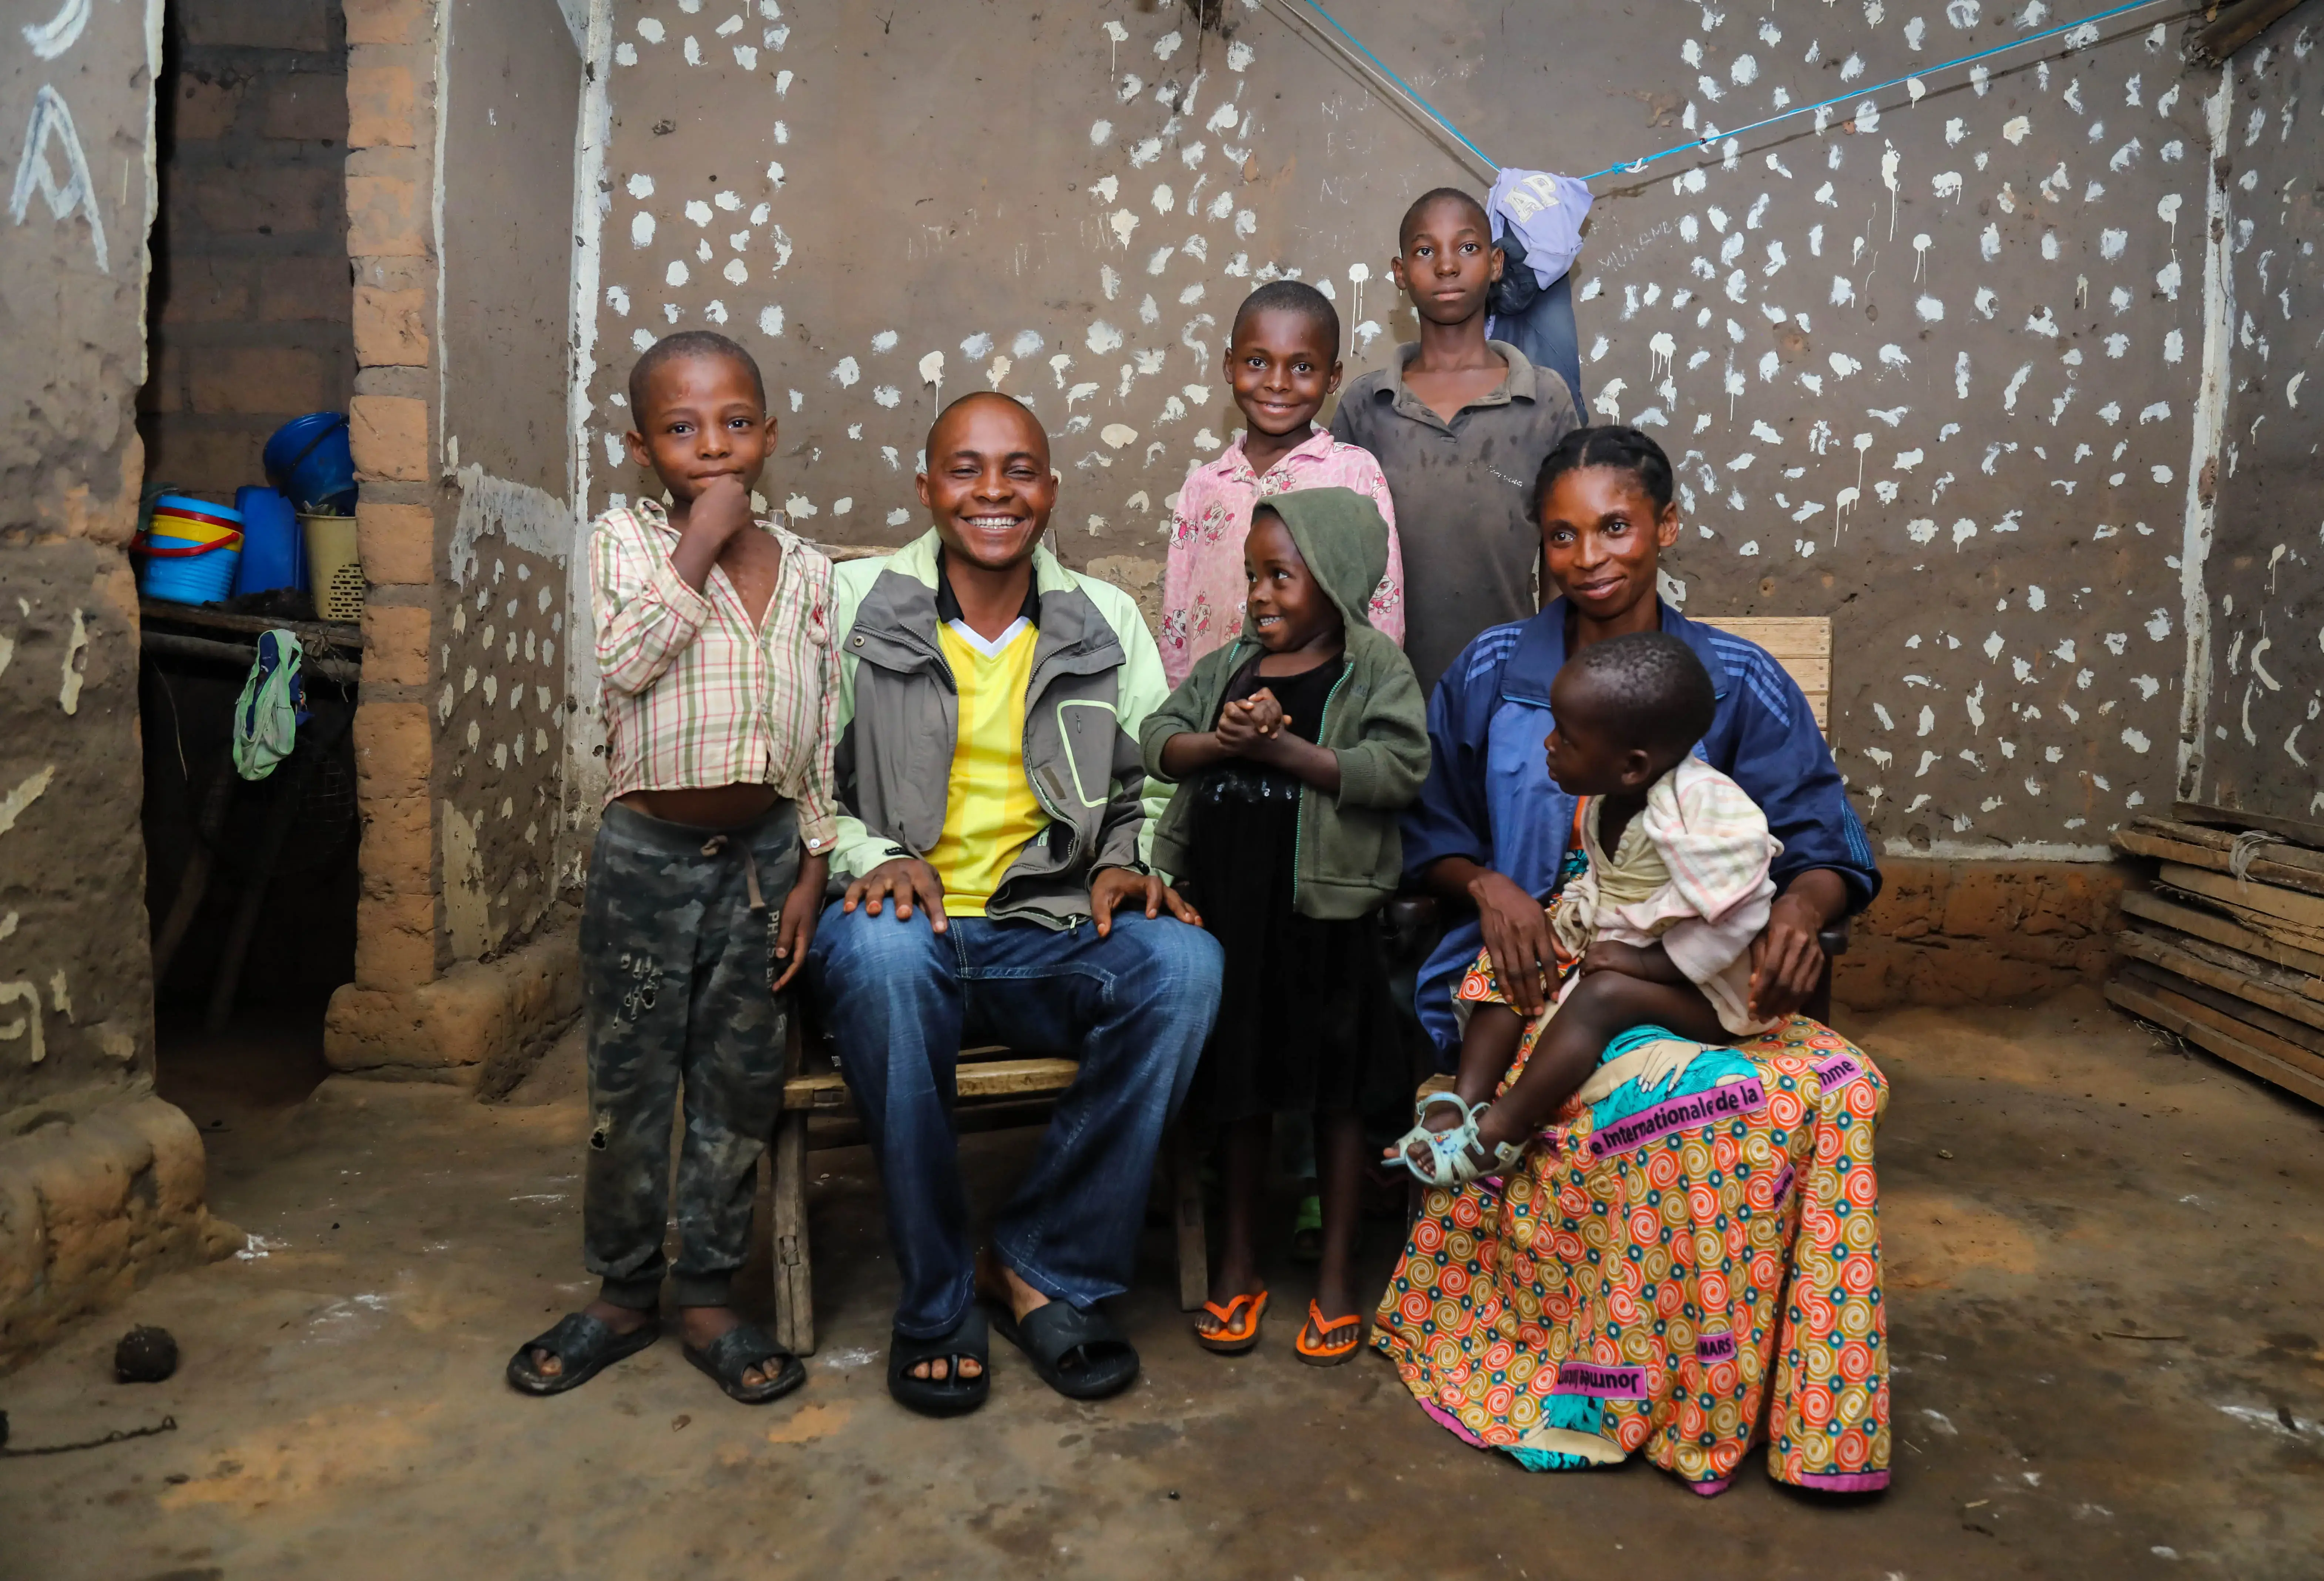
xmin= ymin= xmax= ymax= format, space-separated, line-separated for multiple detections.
xmin=0 ymin=0 xmax=239 ymax=1368
xmin=138 ymin=0 xmax=355 ymax=501
xmin=0 ymin=0 xmax=165 ymax=1125
xmin=339 ymin=0 xmax=581 ymax=996
xmin=433 ymin=0 xmax=583 ymax=962
xmin=325 ymin=0 xmax=586 ymax=1089
xmin=2192 ymin=19 xmax=2320 ymax=825
xmin=569 ymin=0 xmax=2320 ymax=864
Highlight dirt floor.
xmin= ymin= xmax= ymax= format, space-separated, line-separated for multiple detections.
xmin=4 ymin=989 xmax=2322 ymax=1580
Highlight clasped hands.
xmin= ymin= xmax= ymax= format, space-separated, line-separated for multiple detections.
xmin=1210 ymin=687 xmax=1292 ymax=762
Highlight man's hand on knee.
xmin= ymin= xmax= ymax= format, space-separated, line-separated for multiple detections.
xmin=1088 ymin=866 xmax=1201 ymax=937
xmin=843 ymin=857 xmax=951 ymax=933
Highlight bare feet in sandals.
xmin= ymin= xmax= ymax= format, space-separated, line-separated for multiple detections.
xmin=898 ymin=1252 xmax=1035 ymax=1386
xmin=1294 ymin=1269 xmax=1365 ymax=1365
xmin=676 ymin=1306 xmax=790 ymax=1393
xmin=522 ymin=1301 xmax=784 ymax=1391
xmin=1194 ymin=1247 xmax=1267 ymax=1351
xmin=975 ymin=1247 xmax=1044 ymax=1333
xmin=910 ymin=1347 xmax=984 ymax=1384
xmin=521 ymin=1297 xmax=653 ymax=1383
xmin=977 ymin=1248 xmax=1140 ymax=1399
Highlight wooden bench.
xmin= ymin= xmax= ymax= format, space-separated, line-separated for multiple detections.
xmin=1699 ymin=616 xmax=1831 ymax=730
xmin=769 ymin=1026 xmax=1206 ymax=1356
xmin=767 ymin=615 xmax=1834 ymax=1357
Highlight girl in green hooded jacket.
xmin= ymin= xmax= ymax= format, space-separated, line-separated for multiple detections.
xmin=1140 ymin=486 xmax=1432 ymax=1366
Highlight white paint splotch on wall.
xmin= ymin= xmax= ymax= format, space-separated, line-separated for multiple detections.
xmin=440 ymin=465 xmax=572 ymax=956
xmin=2196 ymin=22 xmax=2322 ymax=819
xmin=572 ymin=1 xmax=2275 ymax=857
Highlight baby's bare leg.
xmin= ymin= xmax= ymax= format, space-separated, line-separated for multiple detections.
xmin=1472 ymin=971 xmax=1729 ymax=1154
xmin=1397 ymin=1005 xmax=1527 ymax=1170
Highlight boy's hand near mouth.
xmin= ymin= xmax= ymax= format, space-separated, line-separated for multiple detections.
xmin=668 ymin=471 xmax=753 ymax=576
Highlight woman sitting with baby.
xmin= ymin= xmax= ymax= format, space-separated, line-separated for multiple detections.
xmin=1372 ymin=426 xmax=1892 ymax=1498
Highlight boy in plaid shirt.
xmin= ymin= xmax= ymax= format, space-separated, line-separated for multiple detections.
xmin=508 ymin=332 xmax=833 ymax=1406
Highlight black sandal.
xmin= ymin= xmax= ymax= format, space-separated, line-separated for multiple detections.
xmin=506 ymin=1311 xmax=660 ymax=1396
xmin=683 ymin=1322 xmax=806 ymax=1405
xmin=886 ymin=1308 xmax=991 ymax=1417
xmin=990 ymin=1298 xmax=1139 ymax=1401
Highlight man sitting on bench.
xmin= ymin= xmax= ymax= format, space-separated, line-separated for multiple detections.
xmin=808 ymin=392 xmax=1223 ymax=1416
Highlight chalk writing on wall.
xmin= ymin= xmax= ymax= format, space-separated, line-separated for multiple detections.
xmin=20 ymin=0 xmax=92 ymax=62
xmin=8 ymin=83 xmax=108 ymax=272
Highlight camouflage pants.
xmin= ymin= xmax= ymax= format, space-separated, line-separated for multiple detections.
xmin=579 ymin=799 xmax=797 ymax=1310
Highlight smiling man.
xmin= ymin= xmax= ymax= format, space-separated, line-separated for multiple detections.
xmin=808 ymin=391 xmax=1223 ymax=1417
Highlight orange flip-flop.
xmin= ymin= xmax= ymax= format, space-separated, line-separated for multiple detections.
xmin=1293 ymin=1300 xmax=1364 ymax=1366
xmin=1195 ymin=1289 xmax=1268 ymax=1354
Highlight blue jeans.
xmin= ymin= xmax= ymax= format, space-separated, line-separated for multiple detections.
xmin=807 ymin=904 xmax=1223 ymax=1339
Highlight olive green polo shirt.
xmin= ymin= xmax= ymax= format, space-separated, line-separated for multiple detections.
xmin=1329 ymin=339 xmax=1581 ymax=694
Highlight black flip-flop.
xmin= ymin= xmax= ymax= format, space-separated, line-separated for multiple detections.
xmin=683 ymin=1322 xmax=806 ymax=1405
xmin=887 ymin=1308 xmax=991 ymax=1417
xmin=990 ymin=1298 xmax=1139 ymax=1401
xmin=506 ymin=1311 xmax=661 ymax=1396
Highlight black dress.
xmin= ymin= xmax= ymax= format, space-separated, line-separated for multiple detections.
xmin=1183 ymin=655 xmax=1407 ymax=1127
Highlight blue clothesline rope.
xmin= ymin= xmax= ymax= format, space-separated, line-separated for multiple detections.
xmin=1579 ymin=0 xmax=2183 ymax=181
xmin=1284 ymin=0 xmax=2186 ymax=186
xmin=1279 ymin=0 xmax=1502 ymax=169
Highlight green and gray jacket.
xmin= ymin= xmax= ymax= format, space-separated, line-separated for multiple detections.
xmin=1139 ymin=487 xmax=1431 ymax=921
xmin=827 ymin=530 xmax=1171 ymax=929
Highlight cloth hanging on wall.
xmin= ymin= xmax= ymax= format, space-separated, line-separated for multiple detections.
xmin=1484 ymin=168 xmax=1594 ymax=415
xmin=233 ymin=629 xmax=309 ymax=780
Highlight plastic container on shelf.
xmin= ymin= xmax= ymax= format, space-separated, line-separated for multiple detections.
xmin=300 ymin=512 xmax=364 ymax=622
xmin=262 ymin=413 xmax=357 ymax=514
xmin=231 ymin=486 xmax=305 ymax=596
xmin=148 ymin=494 xmax=243 ymax=545
xmin=138 ymin=521 xmax=245 ymax=609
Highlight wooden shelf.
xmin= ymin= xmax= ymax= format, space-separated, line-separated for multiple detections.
xmin=140 ymin=597 xmax=363 ymax=655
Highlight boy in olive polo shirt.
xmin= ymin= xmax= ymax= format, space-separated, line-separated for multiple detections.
xmin=1332 ymin=186 xmax=1583 ymax=694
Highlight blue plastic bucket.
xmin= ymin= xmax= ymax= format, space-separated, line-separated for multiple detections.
xmin=150 ymin=494 xmax=243 ymax=543
xmin=139 ymin=528 xmax=243 ymax=604
xmin=262 ymin=413 xmax=357 ymax=514
xmin=232 ymin=486 xmax=304 ymax=595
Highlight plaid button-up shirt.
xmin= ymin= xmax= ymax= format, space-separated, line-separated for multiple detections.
xmin=588 ymin=498 xmax=839 ymax=852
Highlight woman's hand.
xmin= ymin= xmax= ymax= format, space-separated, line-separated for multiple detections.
xmin=1089 ymin=867 xmax=1202 ymax=936
xmin=1748 ymin=870 xmax=1848 ymax=1021
xmin=771 ymin=852 xmax=829 ymax=990
xmin=1468 ymin=869 xmax=1558 ymax=1017
xmin=843 ymin=855 xmax=949 ymax=933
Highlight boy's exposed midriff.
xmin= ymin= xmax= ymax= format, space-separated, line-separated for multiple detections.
xmin=618 ymin=782 xmax=780 ymax=827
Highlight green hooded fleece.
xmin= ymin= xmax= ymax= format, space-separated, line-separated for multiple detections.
xmin=1139 ymin=486 xmax=1431 ymax=920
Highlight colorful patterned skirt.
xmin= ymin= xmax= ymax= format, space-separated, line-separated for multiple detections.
xmin=1371 ymin=963 xmax=1890 ymax=1496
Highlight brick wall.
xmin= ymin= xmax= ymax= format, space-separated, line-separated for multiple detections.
xmin=341 ymin=0 xmax=440 ymax=991
xmin=139 ymin=0 xmax=354 ymax=502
